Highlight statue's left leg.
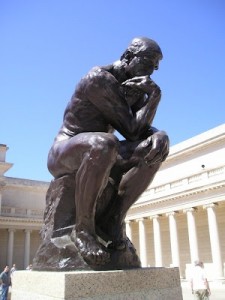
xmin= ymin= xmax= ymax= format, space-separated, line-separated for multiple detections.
xmin=113 ymin=162 xmax=161 ymax=242
xmin=97 ymin=138 xmax=165 ymax=247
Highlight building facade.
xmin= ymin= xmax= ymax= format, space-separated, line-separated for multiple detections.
xmin=125 ymin=124 xmax=225 ymax=280
xmin=0 ymin=144 xmax=48 ymax=270
xmin=0 ymin=124 xmax=225 ymax=280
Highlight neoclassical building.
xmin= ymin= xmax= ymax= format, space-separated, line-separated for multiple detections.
xmin=125 ymin=124 xmax=225 ymax=281
xmin=0 ymin=145 xmax=48 ymax=270
xmin=0 ymin=124 xmax=224 ymax=281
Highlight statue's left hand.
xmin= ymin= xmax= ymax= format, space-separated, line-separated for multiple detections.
xmin=143 ymin=131 xmax=169 ymax=166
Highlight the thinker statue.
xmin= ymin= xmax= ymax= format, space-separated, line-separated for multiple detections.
xmin=33 ymin=37 xmax=169 ymax=271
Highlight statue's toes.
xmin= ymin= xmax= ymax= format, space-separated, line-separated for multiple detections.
xmin=75 ymin=234 xmax=110 ymax=265
xmin=94 ymin=249 xmax=110 ymax=265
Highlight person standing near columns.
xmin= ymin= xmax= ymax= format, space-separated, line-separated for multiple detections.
xmin=0 ymin=266 xmax=11 ymax=300
xmin=190 ymin=260 xmax=211 ymax=300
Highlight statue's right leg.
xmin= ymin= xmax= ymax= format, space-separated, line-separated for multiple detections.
xmin=48 ymin=132 xmax=119 ymax=265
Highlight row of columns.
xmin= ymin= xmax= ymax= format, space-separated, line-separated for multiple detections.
xmin=126 ymin=203 xmax=224 ymax=279
xmin=7 ymin=229 xmax=32 ymax=269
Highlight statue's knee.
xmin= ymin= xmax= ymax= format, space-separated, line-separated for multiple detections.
xmin=90 ymin=135 xmax=119 ymax=163
xmin=104 ymin=135 xmax=119 ymax=154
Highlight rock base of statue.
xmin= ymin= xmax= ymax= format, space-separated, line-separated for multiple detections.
xmin=33 ymin=175 xmax=141 ymax=271
xmin=11 ymin=268 xmax=183 ymax=300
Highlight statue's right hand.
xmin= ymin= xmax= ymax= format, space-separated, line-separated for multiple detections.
xmin=122 ymin=76 xmax=160 ymax=95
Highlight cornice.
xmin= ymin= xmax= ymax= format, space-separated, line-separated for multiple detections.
xmin=131 ymin=181 xmax=225 ymax=211
xmin=0 ymin=216 xmax=42 ymax=223
xmin=3 ymin=176 xmax=49 ymax=191
xmin=0 ymin=216 xmax=43 ymax=229
xmin=165 ymin=130 xmax=225 ymax=164
xmin=127 ymin=193 xmax=225 ymax=222
xmin=0 ymin=162 xmax=13 ymax=176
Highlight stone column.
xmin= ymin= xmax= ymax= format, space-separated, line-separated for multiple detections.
xmin=151 ymin=215 xmax=163 ymax=267
xmin=24 ymin=229 xmax=32 ymax=269
xmin=137 ymin=218 xmax=148 ymax=267
xmin=125 ymin=220 xmax=132 ymax=241
xmin=0 ymin=182 xmax=6 ymax=213
xmin=167 ymin=212 xmax=180 ymax=268
xmin=7 ymin=229 xmax=15 ymax=267
xmin=204 ymin=203 xmax=224 ymax=278
xmin=0 ymin=192 xmax=2 ymax=213
xmin=183 ymin=208 xmax=199 ymax=263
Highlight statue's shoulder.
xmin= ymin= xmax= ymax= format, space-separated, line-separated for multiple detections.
xmin=86 ymin=65 xmax=114 ymax=81
xmin=87 ymin=66 xmax=108 ymax=77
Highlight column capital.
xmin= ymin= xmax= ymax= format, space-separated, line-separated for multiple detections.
xmin=125 ymin=220 xmax=131 ymax=225
xmin=150 ymin=214 xmax=162 ymax=220
xmin=183 ymin=207 xmax=197 ymax=214
xmin=125 ymin=219 xmax=135 ymax=224
xmin=203 ymin=203 xmax=218 ymax=210
xmin=8 ymin=228 xmax=16 ymax=233
xmin=24 ymin=229 xmax=32 ymax=234
xmin=136 ymin=217 xmax=147 ymax=223
xmin=166 ymin=211 xmax=178 ymax=217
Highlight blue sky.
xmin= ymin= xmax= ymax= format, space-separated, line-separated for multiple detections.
xmin=1 ymin=0 xmax=224 ymax=182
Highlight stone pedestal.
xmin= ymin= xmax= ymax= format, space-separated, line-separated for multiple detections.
xmin=11 ymin=267 xmax=183 ymax=300
xmin=33 ymin=175 xmax=141 ymax=271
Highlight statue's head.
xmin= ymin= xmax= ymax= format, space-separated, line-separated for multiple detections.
xmin=121 ymin=37 xmax=163 ymax=77
xmin=121 ymin=37 xmax=163 ymax=62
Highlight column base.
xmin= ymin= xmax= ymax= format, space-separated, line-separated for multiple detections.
xmin=11 ymin=267 xmax=183 ymax=300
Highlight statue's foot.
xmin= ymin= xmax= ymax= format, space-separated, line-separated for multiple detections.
xmin=107 ymin=234 xmax=137 ymax=251
xmin=109 ymin=236 xmax=141 ymax=269
xmin=96 ymin=213 xmax=135 ymax=252
xmin=75 ymin=230 xmax=110 ymax=266
xmin=107 ymin=238 xmax=126 ymax=250
xmin=97 ymin=218 xmax=126 ymax=249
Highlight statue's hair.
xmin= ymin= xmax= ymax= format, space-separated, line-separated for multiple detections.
xmin=121 ymin=37 xmax=162 ymax=60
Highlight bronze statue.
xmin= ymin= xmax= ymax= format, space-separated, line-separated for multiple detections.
xmin=33 ymin=37 xmax=169 ymax=271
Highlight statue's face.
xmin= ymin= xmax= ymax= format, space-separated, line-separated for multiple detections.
xmin=126 ymin=52 xmax=162 ymax=77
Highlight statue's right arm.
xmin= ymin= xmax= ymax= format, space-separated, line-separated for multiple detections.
xmin=80 ymin=68 xmax=160 ymax=141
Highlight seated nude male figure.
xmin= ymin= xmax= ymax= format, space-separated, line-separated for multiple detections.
xmin=47 ymin=37 xmax=169 ymax=266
